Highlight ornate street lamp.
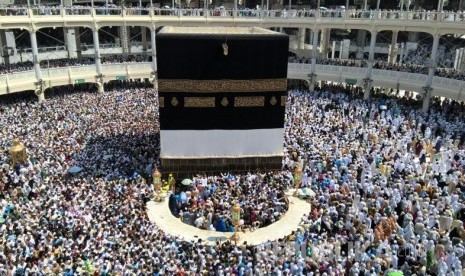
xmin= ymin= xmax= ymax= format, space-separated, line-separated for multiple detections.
xmin=230 ymin=203 xmax=241 ymax=243
xmin=153 ymin=167 xmax=162 ymax=202
xmin=168 ymin=173 xmax=176 ymax=194
xmin=293 ymin=164 xmax=303 ymax=196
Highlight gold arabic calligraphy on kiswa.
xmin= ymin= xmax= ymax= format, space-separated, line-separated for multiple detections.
xmin=158 ymin=79 xmax=287 ymax=93
xmin=234 ymin=96 xmax=265 ymax=107
xmin=184 ymin=97 xmax=216 ymax=108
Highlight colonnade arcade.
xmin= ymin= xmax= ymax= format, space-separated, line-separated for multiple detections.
xmin=1 ymin=7 xmax=464 ymax=111
xmin=291 ymin=25 xmax=450 ymax=111
xmin=14 ymin=25 xmax=158 ymax=103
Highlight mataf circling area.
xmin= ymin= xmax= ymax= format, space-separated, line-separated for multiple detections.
xmin=171 ymin=176 xmax=290 ymax=231
xmin=146 ymin=189 xmax=310 ymax=245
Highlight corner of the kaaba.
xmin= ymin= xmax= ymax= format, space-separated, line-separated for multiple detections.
xmin=156 ymin=27 xmax=289 ymax=179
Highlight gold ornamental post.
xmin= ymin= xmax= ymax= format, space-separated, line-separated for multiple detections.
xmin=293 ymin=164 xmax=303 ymax=196
xmin=152 ymin=168 xmax=162 ymax=202
xmin=9 ymin=139 xmax=28 ymax=166
xmin=168 ymin=173 xmax=176 ymax=194
xmin=230 ymin=203 xmax=241 ymax=243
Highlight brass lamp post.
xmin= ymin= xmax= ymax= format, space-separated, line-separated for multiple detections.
xmin=153 ymin=168 xmax=162 ymax=202
xmin=293 ymin=164 xmax=303 ymax=196
xmin=230 ymin=203 xmax=241 ymax=243
xmin=168 ymin=173 xmax=176 ymax=194
xmin=9 ymin=139 xmax=28 ymax=166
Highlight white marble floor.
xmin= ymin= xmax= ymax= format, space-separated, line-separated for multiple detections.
xmin=146 ymin=189 xmax=311 ymax=245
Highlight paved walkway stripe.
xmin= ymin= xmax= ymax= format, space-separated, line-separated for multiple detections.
xmin=146 ymin=189 xmax=311 ymax=245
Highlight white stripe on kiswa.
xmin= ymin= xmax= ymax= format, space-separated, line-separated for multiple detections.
xmin=160 ymin=129 xmax=284 ymax=159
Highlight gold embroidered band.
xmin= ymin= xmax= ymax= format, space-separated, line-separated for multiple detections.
xmin=184 ymin=97 xmax=216 ymax=108
xmin=158 ymin=79 xmax=287 ymax=93
xmin=234 ymin=96 xmax=265 ymax=107
xmin=159 ymin=97 xmax=164 ymax=107
xmin=281 ymin=95 xmax=287 ymax=106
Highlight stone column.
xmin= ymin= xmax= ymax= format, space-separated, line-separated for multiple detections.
xmin=309 ymin=29 xmax=319 ymax=91
xmin=0 ymin=30 xmax=9 ymax=64
xmin=399 ymin=42 xmax=405 ymax=64
xmin=363 ymin=30 xmax=377 ymax=100
xmin=64 ymin=28 xmax=78 ymax=59
xmin=62 ymin=0 xmax=80 ymax=59
xmin=388 ymin=30 xmax=398 ymax=63
xmin=331 ymin=40 xmax=336 ymax=59
xmin=407 ymin=0 xmax=422 ymax=56
xmin=454 ymin=48 xmax=462 ymax=71
xmin=422 ymin=34 xmax=440 ymax=112
xmin=456 ymin=48 xmax=465 ymax=72
xmin=408 ymin=32 xmax=419 ymax=44
xmin=319 ymin=29 xmax=330 ymax=58
xmin=339 ymin=41 xmax=343 ymax=59
xmin=356 ymin=30 xmax=366 ymax=59
xmin=298 ymin=28 xmax=306 ymax=50
xmin=150 ymin=27 xmax=158 ymax=91
xmin=119 ymin=26 xmax=130 ymax=54
xmin=93 ymin=27 xmax=104 ymax=93
xmin=437 ymin=0 xmax=444 ymax=14
xmin=141 ymin=27 xmax=148 ymax=55
xmin=75 ymin=28 xmax=82 ymax=59
xmin=0 ymin=30 xmax=16 ymax=65
xmin=30 ymin=30 xmax=45 ymax=103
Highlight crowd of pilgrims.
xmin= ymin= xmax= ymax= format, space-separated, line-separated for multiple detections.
xmin=171 ymin=173 xmax=289 ymax=231
xmin=1 ymin=80 xmax=465 ymax=275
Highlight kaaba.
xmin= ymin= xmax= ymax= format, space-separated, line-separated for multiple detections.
xmin=156 ymin=27 xmax=289 ymax=177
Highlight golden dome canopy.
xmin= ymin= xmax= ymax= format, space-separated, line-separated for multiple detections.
xmin=9 ymin=139 xmax=24 ymax=153
xmin=9 ymin=138 xmax=27 ymax=165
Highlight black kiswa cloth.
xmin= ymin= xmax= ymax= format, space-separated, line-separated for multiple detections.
xmin=156 ymin=33 xmax=288 ymax=81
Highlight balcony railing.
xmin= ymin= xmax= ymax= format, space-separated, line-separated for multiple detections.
xmin=286 ymin=62 xmax=464 ymax=99
xmin=0 ymin=6 xmax=464 ymax=23
xmin=1 ymin=62 xmax=463 ymax=102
